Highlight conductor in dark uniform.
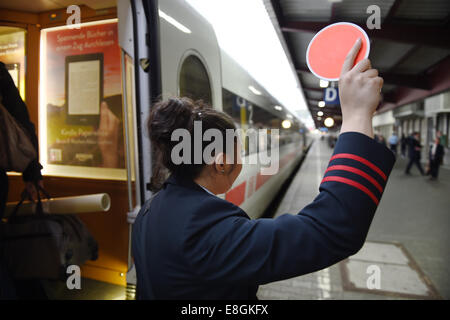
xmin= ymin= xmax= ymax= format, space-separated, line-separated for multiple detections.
xmin=131 ymin=39 xmax=395 ymax=299
xmin=428 ymin=136 xmax=445 ymax=180
xmin=405 ymin=132 xmax=424 ymax=175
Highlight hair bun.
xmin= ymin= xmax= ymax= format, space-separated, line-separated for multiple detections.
xmin=148 ymin=97 xmax=196 ymax=144
xmin=147 ymin=97 xmax=236 ymax=191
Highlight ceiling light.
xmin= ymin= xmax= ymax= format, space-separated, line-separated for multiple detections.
xmin=159 ymin=10 xmax=192 ymax=34
xmin=317 ymin=111 xmax=324 ymax=116
xmin=274 ymin=105 xmax=283 ymax=111
xmin=248 ymin=85 xmax=262 ymax=95
xmin=281 ymin=120 xmax=292 ymax=129
xmin=319 ymin=80 xmax=329 ymax=88
xmin=318 ymin=101 xmax=325 ymax=108
xmin=317 ymin=116 xmax=322 ymax=120
xmin=287 ymin=114 xmax=293 ymax=119
xmin=324 ymin=117 xmax=335 ymax=127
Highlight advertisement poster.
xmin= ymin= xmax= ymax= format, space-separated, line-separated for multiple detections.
xmin=41 ymin=20 xmax=125 ymax=178
xmin=0 ymin=27 xmax=26 ymax=100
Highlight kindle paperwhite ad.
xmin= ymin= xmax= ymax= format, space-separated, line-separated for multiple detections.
xmin=65 ymin=53 xmax=104 ymax=126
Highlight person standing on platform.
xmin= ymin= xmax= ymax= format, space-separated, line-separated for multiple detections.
xmin=428 ymin=136 xmax=445 ymax=180
xmin=379 ymin=135 xmax=385 ymax=146
xmin=400 ymin=133 xmax=407 ymax=158
xmin=388 ymin=132 xmax=398 ymax=155
xmin=374 ymin=133 xmax=381 ymax=143
xmin=405 ymin=132 xmax=424 ymax=175
xmin=375 ymin=133 xmax=386 ymax=147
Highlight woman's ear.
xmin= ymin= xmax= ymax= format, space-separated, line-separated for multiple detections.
xmin=214 ymin=152 xmax=226 ymax=174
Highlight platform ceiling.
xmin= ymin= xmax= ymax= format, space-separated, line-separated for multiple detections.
xmin=265 ymin=0 xmax=450 ymax=129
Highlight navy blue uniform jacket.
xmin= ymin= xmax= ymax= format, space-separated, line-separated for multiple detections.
xmin=132 ymin=132 xmax=395 ymax=299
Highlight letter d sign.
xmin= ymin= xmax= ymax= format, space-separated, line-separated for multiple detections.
xmin=324 ymin=87 xmax=340 ymax=105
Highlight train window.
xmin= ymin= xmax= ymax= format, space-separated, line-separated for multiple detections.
xmin=222 ymin=89 xmax=258 ymax=156
xmin=179 ymin=55 xmax=212 ymax=105
xmin=0 ymin=26 xmax=26 ymax=100
xmin=252 ymin=104 xmax=279 ymax=130
xmin=222 ymin=88 xmax=239 ymax=124
xmin=222 ymin=88 xmax=299 ymax=155
xmin=222 ymin=88 xmax=251 ymax=127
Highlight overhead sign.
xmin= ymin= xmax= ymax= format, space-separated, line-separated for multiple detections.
xmin=324 ymin=87 xmax=340 ymax=105
xmin=306 ymin=22 xmax=370 ymax=81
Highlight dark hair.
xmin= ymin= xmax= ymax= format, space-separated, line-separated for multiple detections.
xmin=148 ymin=97 xmax=236 ymax=191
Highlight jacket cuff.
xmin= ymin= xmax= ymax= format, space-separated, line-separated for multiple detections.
xmin=321 ymin=132 xmax=396 ymax=206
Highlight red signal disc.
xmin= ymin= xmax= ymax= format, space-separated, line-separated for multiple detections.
xmin=306 ymin=22 xmax=370 ymax=81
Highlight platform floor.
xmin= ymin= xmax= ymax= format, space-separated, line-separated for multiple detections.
xmin=257 ymin=137 xmax=449 ymax=300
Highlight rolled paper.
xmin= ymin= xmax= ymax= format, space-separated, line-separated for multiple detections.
xmin=4 ymin=193 xmax=111 ymax=217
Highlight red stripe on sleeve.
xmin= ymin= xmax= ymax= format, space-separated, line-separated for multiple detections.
xmin=325 ymin=165 xmax=383 ymax=193
xmin=321 ymin=176 xmax=379 ymax=205
xmin=330 ymin=153 xmax=387 ymax=181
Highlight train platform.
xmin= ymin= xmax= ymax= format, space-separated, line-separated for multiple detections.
xmin=257 ymin=136 xmax=450 ymax=300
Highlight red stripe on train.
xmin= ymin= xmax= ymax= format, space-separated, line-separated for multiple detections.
xmin=226 ymin=149 xmax=300 ymax=205
xmin=256 ymin=172 xmax=271 ymax=190
xmin=225 ymin=181 xmax=247 ymax=206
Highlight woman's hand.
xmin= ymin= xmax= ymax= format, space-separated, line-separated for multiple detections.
xmin=339 ymin=38 xmax=383 ymax=139
xmin=98 ymin=101 xmax=120 ymax=168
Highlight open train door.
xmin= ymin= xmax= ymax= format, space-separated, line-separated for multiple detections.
xmin=117 ymin=0 xmax=161 ymax=299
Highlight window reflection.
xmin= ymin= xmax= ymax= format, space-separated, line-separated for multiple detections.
xmin=222 ymin=88 xmax=302 ymax=156
xmin=179 ymin=55 xmax=212 ymax=105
